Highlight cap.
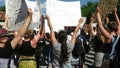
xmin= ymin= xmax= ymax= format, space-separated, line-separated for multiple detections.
xmin=0 ymin=28 xmax=14 ymax=38
xmin=24 ymin=29 xmax=35 ymax=37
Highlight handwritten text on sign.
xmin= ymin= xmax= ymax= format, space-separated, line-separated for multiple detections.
xmin=98 ymin=0 xmax=118 ymax=14
xmin=46 ymin=0 xmax=82 ymax=26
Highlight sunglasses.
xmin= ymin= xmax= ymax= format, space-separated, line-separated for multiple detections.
xmin=0 ymin=37 xmax=9 ymax=40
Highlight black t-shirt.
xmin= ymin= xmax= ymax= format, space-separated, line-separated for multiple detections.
xmin=0 ymin=40 xmax=13 ymax=58
xmin=19 ymin=41 xmax=36 ymax=56
xmin=94 ymin=36 xmax=104 ymax=52
xmin=115 ymin=38 xmax=120 ymax=55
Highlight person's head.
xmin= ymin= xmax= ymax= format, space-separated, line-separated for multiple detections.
xmin=45 ymin=32 xmax=50 ymax=39
xmin=0 ymin=29 xmax=14 ymax=43
xmin=107 ymin=21 xmax=117 ymax=33
xmin=58 ymin=30 xmax=68 ymax=64
xmin=58 ymin=30 xmax=67 ymax=43
xmin=24 ymin=30 xmax=35 ymax=40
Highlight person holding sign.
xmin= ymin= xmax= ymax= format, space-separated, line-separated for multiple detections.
xmin=18 ymin=15 xmax=45 ymax=68
xmin=0 ymin=9 xmax=32 ymax=68
xmin=113 ymin=6 xmax=120 ymax=35
xmin=46 ymin=14 xmax=83 ymax=68
xmin=96 ymin=7 xmax=120 ymax=68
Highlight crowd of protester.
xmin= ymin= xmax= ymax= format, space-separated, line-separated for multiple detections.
xmin=0 ymin=6 xmax=120 ymax=68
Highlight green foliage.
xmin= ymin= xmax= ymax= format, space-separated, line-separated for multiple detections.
xmin=0 ymin=6 xmax=5 ymax=12
xmin=81 ymin=1 xmax=120 ymax=23
xmin=81 ymin=2 xmax=98 ymax=23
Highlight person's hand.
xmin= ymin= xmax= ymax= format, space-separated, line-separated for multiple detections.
xmin=45 ymin=14 xmax=50 ymax=20
xmin=4 ymin=14 xmax=8 ymax=21
xmin=27 ymin=8 xmax=33 ymax=16
xmin=96 ymin=7 xmax=101 ymax=13
xmin=113 ymin=6 xmax=117 ymax=13
xmin=105 ymin=16 xmax=109 ymax=24
xmin=79 ymin=18 xmax=83 ymax=23
xmin=90 ymin=17 xmax=96 ymax=23
xmin=45 ymin=14 xmax=52 ymax=27
xmin=40 ymin=15 xmax=44 ymax=24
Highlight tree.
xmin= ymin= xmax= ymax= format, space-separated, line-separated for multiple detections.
xmin=0 ymin=6 xmax=5 ymax=12
xmin=81 ymin=2 xmax=98 ymax=24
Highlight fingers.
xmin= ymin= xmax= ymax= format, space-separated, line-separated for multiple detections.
xmin=27 ymin=8 xmax=33 ymax=16
xmin=79 ymin=18 xmax=83 ymax=23
xmin=113 ymin=6 xmax=117 ymax=13
xmin=40 ymin=15 xmax=44 ymax=23
xmin=45 ymin=14 xmax=50 ymax=20
xmin=96 ymin=7 xmax=100 ymax=13
xmin=5 ymin=14 xmax=8 ymax=20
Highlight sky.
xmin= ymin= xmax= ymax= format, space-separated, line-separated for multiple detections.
xmin=0 ymin=0 xmax=99 ymax=14
xmin=0 ymin=0 xmax=99 ymax=6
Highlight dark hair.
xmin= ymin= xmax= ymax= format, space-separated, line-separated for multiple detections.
xmin=58 ymin=30 xmax=68 ymax=64
xmin=107 ymin=21 xmax=117 ymax=32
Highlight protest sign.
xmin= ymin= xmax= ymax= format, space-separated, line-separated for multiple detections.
xmin=25 ymin=0 xmax=41 ymax=29
xmin=5 ymin=0 xmax=28 ymax=31
xmin=25 ymin=0 xmax=41 ymax=23
xmin=5 ymin=0 xmax=41 ymax=31
xmin=98 ymin=0 xmax=118 ymax=14
xmin=45 ymin=0 xmax=83 ymax=32
xmin=46 ymin=0 xmax=82 ymax=26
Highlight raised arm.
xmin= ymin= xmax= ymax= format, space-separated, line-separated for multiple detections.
xmin=96 ymin=7 xmax=111 ymax=43
xmin=2 ymin=15 xmax=8 ymax=29
xmin=45 ymin=14 xmax=57 ymax=44
xmin=89 ymin=17 xmax=97 ymax=37
xmin=11 ymin=9 xmax=32 ymax=49
xmin=113 ymin=6 xmax=120 ymax=34
xmin=31 ymin=15 xmax=45 ymax=48
xmin=71 ymin=18 xmax=83 ymax=45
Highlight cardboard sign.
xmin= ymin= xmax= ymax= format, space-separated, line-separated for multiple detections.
xmin=98 ymin=0 xmax=118 ymax=14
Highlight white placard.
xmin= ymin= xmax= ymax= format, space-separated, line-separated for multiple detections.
xmin=5 ymin=0 xmax=41 ymax=31
xmin=5 ymin=0 xmax=28 ymax=31
xmin=46 ymin=0 xmax=82 ymax=26
xmin=25 ymin=0 xmax=41 ymax=23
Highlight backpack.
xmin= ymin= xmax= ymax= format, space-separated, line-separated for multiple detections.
xmin=72 ymin=35 xmax=84 ymax=59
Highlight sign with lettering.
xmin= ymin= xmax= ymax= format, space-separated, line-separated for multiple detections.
xmin=98 ymin=0 xmax=118 ymax=14
xmin=46 ymin=0 xmax=82 ymax=26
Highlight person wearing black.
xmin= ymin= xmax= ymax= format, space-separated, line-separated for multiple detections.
xmin=96 ymin=7 xmax=120 ymax=68
xmin=18 ymin=15 xmax=45 ymax=68
xmin=0 ymin=9 xmax=32 ymax=68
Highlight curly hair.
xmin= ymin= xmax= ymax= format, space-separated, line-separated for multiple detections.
xmin=58 ymin=30 xmax=68 ymax=64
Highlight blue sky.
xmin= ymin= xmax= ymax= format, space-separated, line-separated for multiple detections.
xmin=0 ymin=0 xmax=99 ymax=14
xmin=0 ymin=0 xmax=99 ymax=6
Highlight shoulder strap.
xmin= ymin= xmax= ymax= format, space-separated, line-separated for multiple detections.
xmin=109 ymin=35 xmax=120 ymax=60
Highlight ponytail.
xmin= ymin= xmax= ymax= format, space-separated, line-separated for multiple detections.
xmin=61 ymin=41 xmax=68 ymax=63
xmin=58 ymin=30 xmax=68 ymax=64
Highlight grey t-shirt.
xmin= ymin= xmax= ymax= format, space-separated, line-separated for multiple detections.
xmin=52 ymin=41 xmax=74 ymax=68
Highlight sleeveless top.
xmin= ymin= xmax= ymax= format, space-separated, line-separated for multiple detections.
xmin=19 ymin=41 xmax=36 ymax=56
xmin=0 ymin=40 xmax=13 ymax=58
xmin=115 ymin=36 xmax=120 ymax=56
